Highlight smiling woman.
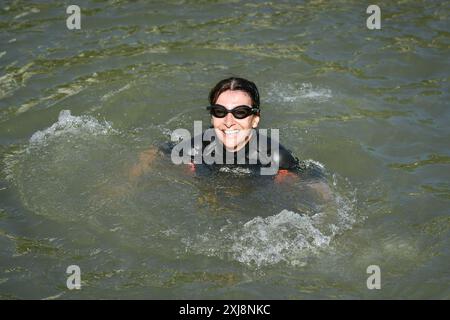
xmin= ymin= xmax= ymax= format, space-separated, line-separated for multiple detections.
xmin=0 ymin=0 xmax=446 ymax=300
xmin=130 ymin=77 xmax=305 ymax=178
xmin=209 ymin=78 xmax=260 ymax=152
xmin=128 ymin=77 xmax=331 ymax=201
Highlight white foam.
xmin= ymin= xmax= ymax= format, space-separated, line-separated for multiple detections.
xmin=218 ymin=167 xmax=252 ymax=175
xmin=29 ymin=110 xmax=117 ymax=145
xmin=184 ymin=172 xmax=358 ymax=268
xmin=230 ymin=209 xmax=331 ymax=267
xmin=186 ymin=191 xmax=357 ymax=267
xmin=303 ymin=159 xmax=326 ymax=170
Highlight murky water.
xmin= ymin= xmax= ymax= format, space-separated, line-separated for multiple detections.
xmin=0 ymin=0 xmax=449 ymax=299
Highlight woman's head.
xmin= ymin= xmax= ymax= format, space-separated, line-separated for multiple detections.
xmin=208 ymin=77 xmax=261 ymax=151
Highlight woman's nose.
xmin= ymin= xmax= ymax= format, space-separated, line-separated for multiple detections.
xmin=224 ymin=113 xmax=235 ymax=127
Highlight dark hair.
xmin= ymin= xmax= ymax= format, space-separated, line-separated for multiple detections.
xmin=209 ymin=77 xmax=260 ymax=108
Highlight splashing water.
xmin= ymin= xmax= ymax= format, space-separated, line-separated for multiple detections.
xmin=4 ymin=110 xmax=359 ymax=270
xmin=29 ymin=110 xmax=117 ymax=146
xmin=230 ymin=210 xmax=331 ymax=267
xmin=183 ymin=174 xmax=358 ymax=268
xmin=266 ymin=82 xmax=332 ymax=104
xmin=4 ymin=110 xmax=128 ymax=225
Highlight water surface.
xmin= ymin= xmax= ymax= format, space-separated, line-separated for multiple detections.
xmin=0 ymin=0 xmax=449 ymax=299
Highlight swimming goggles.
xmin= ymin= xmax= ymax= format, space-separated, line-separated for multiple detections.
xmin=207 ymin=104 xmax=260 ymax=119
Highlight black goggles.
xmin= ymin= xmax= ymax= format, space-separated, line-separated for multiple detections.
xmin=207 ymin=104 xmax=260 ymax=119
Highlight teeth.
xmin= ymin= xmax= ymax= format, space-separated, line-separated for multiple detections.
xmin=224 ymin=129 xmax=239 ymax=135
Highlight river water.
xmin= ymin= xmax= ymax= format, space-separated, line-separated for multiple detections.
xmin=0 ymin=0 xmax=449 ymax=299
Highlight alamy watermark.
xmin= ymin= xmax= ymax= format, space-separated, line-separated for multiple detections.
xmin=366 ymin=5 xmax=381 ymax=30
xmin=66 ymin=265 xmax=81 ymax=290
xmin=170 ymin=121 xmax=280 ymax=175
xmin=64 ymin=5 xmax=380 ymax=31
xmin=66 ymin=5 xmax=81 ymax=30
xmin=366 ymin=265 xmax=381 ymax=290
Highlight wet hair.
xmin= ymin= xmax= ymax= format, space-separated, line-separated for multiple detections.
xmin=209 ymin=77 xmax=260 ymax=108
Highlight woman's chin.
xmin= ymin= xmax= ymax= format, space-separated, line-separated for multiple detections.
xmin=223 ymin=140 xmax=245 ymax=151
xmin=220 ymin=133 xmax=251 ymax=151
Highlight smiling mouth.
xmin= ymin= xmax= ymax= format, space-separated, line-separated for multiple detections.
xmin=223 ymin=129 xmax=240 ymax=135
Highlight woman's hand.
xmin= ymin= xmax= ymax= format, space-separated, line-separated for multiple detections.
xmin=128 ymin=148 xmax=158 ymax=180
xmin=92 ymin=148 xmax=159 ymax=203
xmin=307 ymin=180 xmax=333 ymax=202
xmin=274 ymin=169 xmax=299 ymax=184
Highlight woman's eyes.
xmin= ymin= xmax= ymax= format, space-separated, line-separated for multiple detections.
xmin=234 ymin=110 xmax=247 ymax=117
xmin=212 ymin=106 xmax=250 ymax=118
xmin=215 ymin=109 xmax=227 ymax=115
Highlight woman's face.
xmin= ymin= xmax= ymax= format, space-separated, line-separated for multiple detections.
xmin=212 ymin=90 xmax=260 ymax=152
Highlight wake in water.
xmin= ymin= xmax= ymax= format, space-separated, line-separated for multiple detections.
xmin=182 ymin=172 xmax=358 ymax=268
xmin=3 ymin=110 xmax=359 ymax=269
xmin=4 ymin=110 xmax=129 ymax=226
xmin=29 ymin=110 xmax=117 ymax=145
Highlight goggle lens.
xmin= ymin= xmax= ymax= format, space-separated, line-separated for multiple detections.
xmin=207 ymin=105 xmax=259 ymax=119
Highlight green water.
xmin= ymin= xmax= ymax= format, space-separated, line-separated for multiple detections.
xmin=0 ymin=0 xmax=449 ymax=299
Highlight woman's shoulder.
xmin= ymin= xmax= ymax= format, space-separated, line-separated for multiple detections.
xmin=255 ymin=131 xmax=298 ymax=170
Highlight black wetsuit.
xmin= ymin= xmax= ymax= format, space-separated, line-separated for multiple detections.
xmin=161 ymin=129 xmax=323 ymax=179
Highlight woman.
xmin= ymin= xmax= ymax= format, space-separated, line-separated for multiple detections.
xmin=131 ymin=77 xmax=307 ymax=182
xmin=125 ymin=77 xmax=333 ymax=206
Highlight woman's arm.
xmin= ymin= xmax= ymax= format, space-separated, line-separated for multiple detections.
xmin=128 ymin=148 xmax=159 ymax=180
xmin=307 ymin=180 xmax=333 ymax=202
xmin=274 ymin=169 xmax=333 ymax=202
